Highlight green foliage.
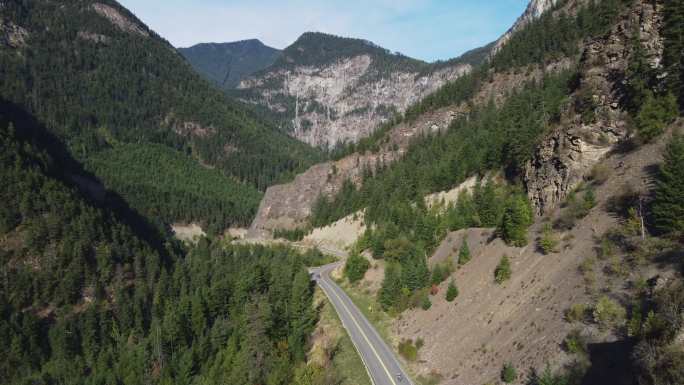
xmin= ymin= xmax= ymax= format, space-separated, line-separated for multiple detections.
xmin=0 ymin=0 xmax=322 ymax=199
xmin=500 ymin=193 xmax=534 ymax=247
xmin=446 ymin=280 xmax=459 ymax=302
xmin=430 ymin=261 xmax=453 ymax=285
xmin=0 ymin=112 xmax=326 ymax=384
xmin=555 ymin=186 xmax=597 ymax=229
xmin=344 ymin=254 xmax=371 ymax=284
xmin=539 ymin=223 xmax=560 ymax=254
xmin=662 ymin=0 xmax=684 ymax=110
xmin=86 ymin=143 xmax=262 ymax=231
xmin=273 ymin=226 xmax=312 ymax=242
xmin=458 ymin=238 xmax=471 ymax=265
xmin=398 ymin=339 xmax=419 ymax=362
xmin=565 ymin=303 xmax=589 ymax=323
xmin=593 ymin=296 xmax=627 ymax=330
xmin=563 ymin=329 xmax=588 ymax=356
xmin=652 ymin=135 xmax=684 ymax=234
xmin=404 ymin=0 xmax=626 ymax=123
xmin=494 ymin=255 xmax=512 ymax=284
xmin=501 ymin=362 xmax=517 ymax=383
xmin=420 ymin=295 xmax=432 ymax=311
xmin=635 ymin=92 xmax=679 ymax=142
xmin=378 ymin=262 xmax=403 ymax=311
xmin=632 ymin=282 xmax=684 ymax=385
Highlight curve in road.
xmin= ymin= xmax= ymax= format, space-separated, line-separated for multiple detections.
xmin=311 ymin=262 xmax=413 ymax=385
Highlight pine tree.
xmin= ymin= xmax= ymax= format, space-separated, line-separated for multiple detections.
xmin=652 ymin=135 xmax=684 ymax=234
xmin=288 ymin=269 xmax=315 ymax=362
xmin=625 ymin=25 xmax=652 ymax=113
xmin=635 ymin=92 xmax=679 ymax=142
xmin=500 ymin=194 xmax=534 ymax=247
xmin=458 ymin=238 xmax=471 ymax=265
xmin=495 ymin=255 xmax=512 ymax=284
xmin=344 ymin=253 xmax=370 ymax=283
xmin=662 ymin=0 xmax=684 ymax=110
xmin=379 ymin=263 xmax=402 ymax=310
xmin=446 ymin=280 xmax=459 ymax=302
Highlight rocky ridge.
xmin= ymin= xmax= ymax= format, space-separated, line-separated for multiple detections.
xmin=524 ymin=0 xmax=665 ymax=214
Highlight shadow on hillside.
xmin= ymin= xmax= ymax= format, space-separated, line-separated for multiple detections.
xmin=581 ymin=340 xmax=636 ymax=385
xmin=0 ymin=99 xmax=174 ymax=258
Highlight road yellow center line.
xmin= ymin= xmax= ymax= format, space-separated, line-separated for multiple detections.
xmin=319 ymin=277 xmax=399 ymax=385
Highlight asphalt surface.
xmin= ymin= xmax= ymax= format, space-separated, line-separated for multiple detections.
xmin=311 ymin=262 xmax=413 ymax=385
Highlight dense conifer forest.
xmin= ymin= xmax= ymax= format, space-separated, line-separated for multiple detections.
xmin=86 ymin=143 xmax=262 ymax=232
xmin=0 ymin=0 xmax=323 ymax=229
xmin=0 ymin=108 xmax=329 ymax=384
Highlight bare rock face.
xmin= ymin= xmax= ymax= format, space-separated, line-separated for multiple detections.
xmin=91 ymin=3 xmax=149 ymax=37
xmin=238 ymin=55 xmax=470 ymax=148
xmin=492 ymin=0 xmax=559 ymax=55
xmin=0 ymin=20 xmax=28 ymax=48
xmin=524 ymin=0 xmax=664 ymax=215
xmin=248 ymin=107 xmax=457 ymax=236
xmin=249 ymin=58 xmax=575 ymax=236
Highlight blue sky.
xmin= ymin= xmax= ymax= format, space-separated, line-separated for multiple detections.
xmin=118 ymin=0 xmax=528 ymax=62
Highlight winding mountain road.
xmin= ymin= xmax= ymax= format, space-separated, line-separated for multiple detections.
xmin=310 ymin=261 xmax=413 ymax=385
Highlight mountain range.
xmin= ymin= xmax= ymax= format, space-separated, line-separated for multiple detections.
xmin=1 ymin=1 xmax=683 ymax=385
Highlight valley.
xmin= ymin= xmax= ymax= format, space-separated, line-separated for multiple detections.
xmin=1 ymin=0 xmax=683 ymax=385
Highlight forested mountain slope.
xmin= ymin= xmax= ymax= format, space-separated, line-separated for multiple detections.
xmin=0 ymin=104 xmax=329 ymax=384
xmin=0 ymin=0 xmax=322 ymax=230
xmin=179 ymin=39 xmax=281 ymax=89
xmin=271 ymin=0 xmax=683 ymax=383
xmin=235 ymin=32 xmax=475 ymax=147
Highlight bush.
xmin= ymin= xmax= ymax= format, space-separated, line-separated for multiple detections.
xmin=501 ymin=362 xmax=517 ymax=383
xmin=273 ymin=226 xmax=311 ymax=241
xmin=566 ymin=303 xmax=589 ymax=323
xmin=344 ymin=253 xmax=370 ymax=284
xmin=589 ymin=163 xmax=611 ymax=185
xmin=446 ymin=280 xmax=459 ymax=302
xmin=494 ymin=255 xmax=512 ymax=284
xmin=593 ymin=296 xmax=626 ymax=330
xmin=563 ymin=329 xmax=588 ymax=355
xmin=538 ymin=223 xmax=559 ymax=254
xmin=398 ymin=339 xmax=419 ymax=361
xmin=430 ymin=262 xmax=452 ymax=285
xmin=421 ymin=295 xmax=432 ymax=310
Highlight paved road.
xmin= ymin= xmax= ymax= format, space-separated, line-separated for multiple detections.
xmin=310 ymin=262 xmax=412 ymax=385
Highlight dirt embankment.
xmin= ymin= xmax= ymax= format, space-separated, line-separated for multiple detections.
xmin=353 ymin=124 xmax=674 ymax=385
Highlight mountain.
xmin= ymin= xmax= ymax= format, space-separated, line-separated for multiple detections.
xmin=234 ymin=32 xmax=475 ymax=148
xmin=249 ymin=0 xmax=684 ymax=382
xmin=0 ymin=0 xmax=322 ymax=230
xmin=0 ymin=102 xmax=326 ymax=384
xmin=179 ymin=39 xmax=281 ymax=89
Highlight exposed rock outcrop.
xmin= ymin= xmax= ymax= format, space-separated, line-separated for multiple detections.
xmin=249 ymin=60 xmax=570 ymax=236
xmin=91 ymin=3 xmax=149 ymax=37
xmin=248 ymin=107 xmax=457 ymax=236
xmin=0 ymin=20 xmax=28 ymax=48
xmin=239 ymin=51 xmax=470 ymax=148
xmin=524 ymin=0 xmax=664 ymax=214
